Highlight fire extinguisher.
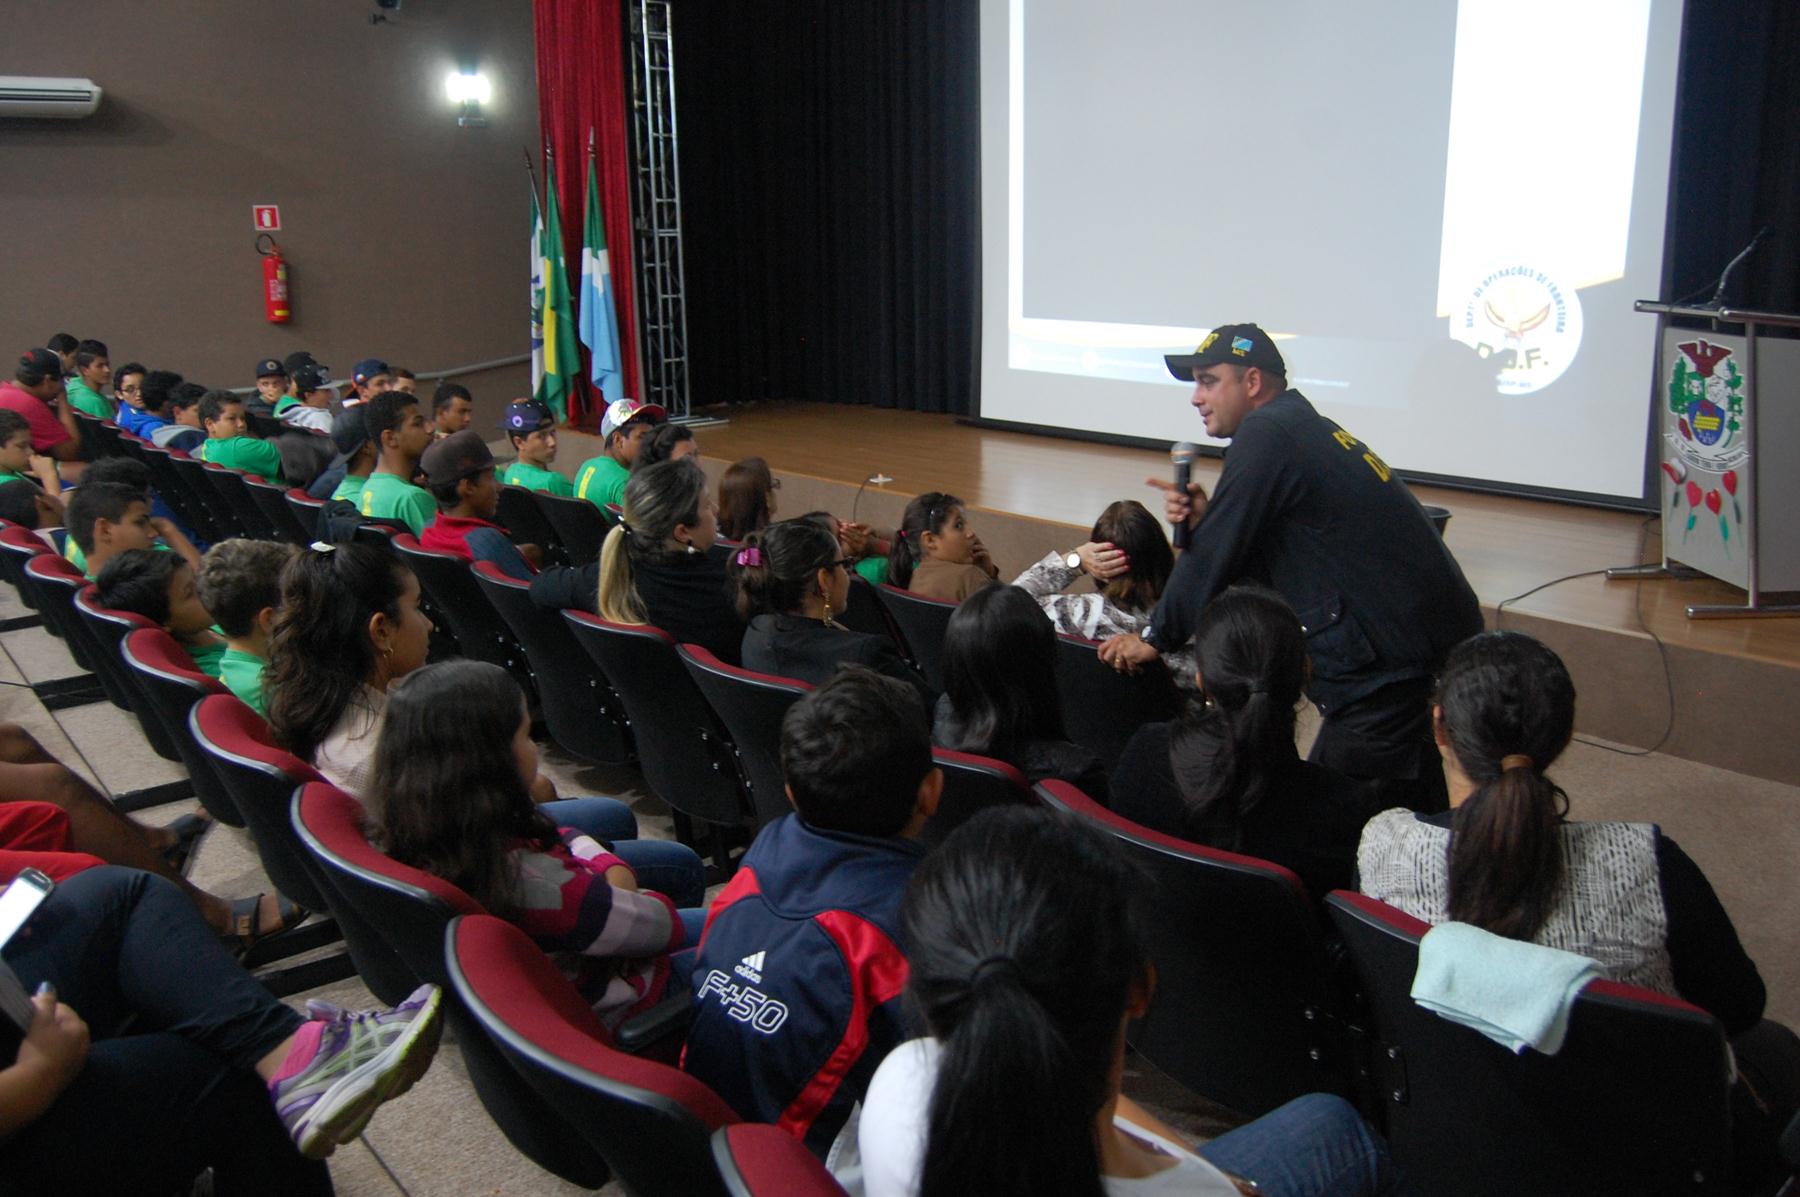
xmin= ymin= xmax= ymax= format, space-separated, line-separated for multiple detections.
xmin=257 ymin=233 xmax=291 ymax=324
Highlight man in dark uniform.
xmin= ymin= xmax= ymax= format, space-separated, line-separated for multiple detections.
xmin=1100 ymin=323 xmax=1482 ymax=812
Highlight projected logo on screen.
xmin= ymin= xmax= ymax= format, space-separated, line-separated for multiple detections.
xmin=1450 ymin=265 xmax=1585 ymax=395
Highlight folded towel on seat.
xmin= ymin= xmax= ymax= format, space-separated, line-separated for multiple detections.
xmin=1411 ymin=921 xmax=1601 ymax=1054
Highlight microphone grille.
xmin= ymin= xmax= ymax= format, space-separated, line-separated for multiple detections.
xmin=1170 ymin=441 xmax=1200 ymax=464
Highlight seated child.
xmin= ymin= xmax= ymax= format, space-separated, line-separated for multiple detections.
xmin=497 ymin=399 xmax=573 ymax=496
xmin=358 ymin=390 xmax=436 ymax=535
xmin=64 ymin=339 xmax=114 ymax=420
xmin=65 ymin=481 xmax=201 ymax=580
xmin=372 ymin=659 xmax=701 ymax=1029
xmin=196 ymin=390 xmax=284 ymax=484
xmin=683 ymin=666 xmax=941 ymax=1160
xmin=633 ymin=421 xmax=696 ymax=471
xmin=274 ymin=362 xmax=335 ymax=433
xmin=197 ymin=538 xmax=298 ymax=716
xmin=251 ymin=357 xmax=287 ymax=415
xmin=151 ymin=383 xmax=207 ymax=452
xmin=117 ymin=368 xmax=178 ymax=439
xmin=0 ymin=410 xmax=63 ymax=495
xmin=418 ymin=429 xmax=537 ymax=579
xmin=575 ymin=398 xmax=665 ymax=510
xmin=94 ymin=548 xmax=227 ymax=676
xmin=885 ymin=491 xmax=999 ymax=601
xmin=431 ymin=382 xmax=474 ymax=437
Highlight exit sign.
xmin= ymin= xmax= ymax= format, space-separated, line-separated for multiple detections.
xmin=253 ymin=204 xmax=281 ymax=231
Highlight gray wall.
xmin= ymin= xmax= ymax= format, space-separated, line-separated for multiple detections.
xmin=0 ymin=0 xmax=537 ymax=424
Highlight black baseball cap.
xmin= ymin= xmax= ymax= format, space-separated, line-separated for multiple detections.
xmin=1164 ymin=323 xmax=1286 ymax=381
xmin=501 ymin=399 xmax=555 ymax=434
xmin=293 ymin=363 xmax=331 ymax=393
xmin=330 ymin=406 xmax=370 ymax=459
xmin=255 ymin=358 xmax=286 ymax=379
xmin=283 ymin=351 xmax=322 ymax=376
xmin=420 ymin=429 xmax=495 ymax=488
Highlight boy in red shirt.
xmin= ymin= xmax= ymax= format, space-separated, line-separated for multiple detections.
xmin=418 ymin=430 xmax=537 ymax=580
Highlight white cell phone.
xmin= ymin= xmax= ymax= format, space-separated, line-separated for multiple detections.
xmin=0 ymin=868 xmax=54 ymax=950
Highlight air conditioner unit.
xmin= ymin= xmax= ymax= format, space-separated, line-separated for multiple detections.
xmin=0 ymin=77 xmax=103 ymax=120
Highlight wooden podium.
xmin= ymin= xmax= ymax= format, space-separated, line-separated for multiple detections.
xmin=1608 ymin=302 xmax=1800 ymax=618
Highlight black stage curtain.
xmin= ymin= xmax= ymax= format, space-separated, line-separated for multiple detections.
xmin=1664 ymin=0 xmax=1798 ymax=317
xmin=669 ymin=0 xmax=980 ymax=414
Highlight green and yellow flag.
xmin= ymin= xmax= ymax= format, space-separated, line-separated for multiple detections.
xmin=535 ymin=150 xmax=582 ymax=423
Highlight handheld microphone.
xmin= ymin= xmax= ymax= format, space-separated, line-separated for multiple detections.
xmin=1170 ymin=442 xmax=1199 ymax=550
xmin=1708 ymin=226 xmax=1774 ymax=308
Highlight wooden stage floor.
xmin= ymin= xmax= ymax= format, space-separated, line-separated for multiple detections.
xmin=690 ymin=402 xmax=1799 ymax=674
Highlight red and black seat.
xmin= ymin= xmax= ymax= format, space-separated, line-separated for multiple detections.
xmin=677 ymin=645 xmax=812 ymax=828
xmin=168 ymin=451 xmax=241 ymax=541
xmin=925 ymin=748 xmax=1035 ymax=848
xmin=1326 ymin=891 xmax=1734 ymax=1196
xmin=119 ymin=628 xmax=242 ymax=826
xmin=471 ymin=563 xmax=631 ymax=765
xmin=20 ymin=557 xmax=110 ymax=710
xmin=392 ymin=535 xmax=534 ymax=696
xmin=874 ymin=583 xmax=959 ymax=691
xmin=72 ymin=584 xmax=169 ymax=722
xmin=531 ymin=491 xmax=609 ymax=563
xmin=494 ymin=486 xmax=566 ymax=566
xmin=1037 ymin=780 xmax=1350 ymax=1116
xmin=244 ymin=474 xmax=314 ymax=544
xmin=447 ymin=913 xmax=738 ymax=1195
xmin=1053 ymin=632 xmax=1185 ymax=773
xmin=202 ymin=462 xmax=279 ymax=540
xmin=711 ymin=1124 xmax=851 ymax=1197
xmin=283 ymin=487 xmax=327 ymax=542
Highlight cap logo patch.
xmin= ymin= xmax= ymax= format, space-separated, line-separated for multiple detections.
xmin=1197 ymin=332 xmax=1219 ymax=353
xmin=1230 ymin=336 xmax=1254 ymax=356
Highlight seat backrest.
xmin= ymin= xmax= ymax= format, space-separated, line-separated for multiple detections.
xmin=874 ymin=584 xmax=958 ymax=691
xmin=1036 ymin=780 xmax=1348 ymax=1116
xmin=0 ymin=527 xmax=50 ymax=604
xmin=71 ymin=584 xmax=167 ymax=719
xmin=837 ymin=574 xmax=904 ymax=649
xmin=471 ymin=564 xmax=630 ymax=764
xmin=711 ymin=1124 xmax=850 ymax=1197
xmin=1053 ymin=633 xmax=1185 ymax=773
xmin=677 ymin=645 xmax=811 ymax=828
xmin=70 ymin=409 xmax=107 ymax=459
xmin=447 ymin=913 xmax=737 ymax=1197
xmin=392 ymin=536 xmax=530 ymax=686
xmin=136 ymin=443 xmax=205 ymax=535
xmin=166 ymin=451 xmax=236 ymax=541
xmin=203 ymin=462 xmax=278 ymax=539
xmin=925 ymin=748 xmax=1034 ymax=847
xmin=290 ymin=780 xmax=476 ymax=1001
xmin=494 ymin=486 xmax=565 ymax=565
xmin=189 ymin=694 xmax=330 ymax=909
xmin=563 ymin=612 xmax=751 ymax=829
xmin=1325 ymin=892 xmax=1733 ymax=1197
xmin=120 ymin=628 xmax=243 ymax=826
xmin=25 ymin=554 xmax=104 ymax=675
xmin=245 ymin=475 xmax=314 ymax=544
xmin=284 ymin=488 xmax=327 ymax=542
xmin=530 ymin=491 xmax=608 ymax=563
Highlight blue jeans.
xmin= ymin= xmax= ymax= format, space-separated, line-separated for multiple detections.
xmin=541 ymin=796 xmax=709 ymax=911
xmin=1197 ymin=1094 xmax=1408 ymax=1197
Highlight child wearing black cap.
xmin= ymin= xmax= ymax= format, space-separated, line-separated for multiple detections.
xmin=252 ymin=358 xmax=288 ymax=412
xmin=275 ymin=363 xmax=335 ymax=433
xmin=498 ymin=399 xmax=574 ymax=496
xmin=418 ymin=430 xmax=536 ymax=580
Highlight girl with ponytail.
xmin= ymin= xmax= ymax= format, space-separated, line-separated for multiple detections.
xmin=1109 ymin=585 xmax=1373 ymax=897
xmin=732 ymin=517 xmax=932 ymax=701
xmin=1359 ymin=631 xmax=1778 ymax=1039
xmin=858 ymin=806 xmax=1401 ymax=1197
xmin=592 ymin=457 xmax=744 ymax=665
xmin=885 ymin=491 xmax=999 ymax=601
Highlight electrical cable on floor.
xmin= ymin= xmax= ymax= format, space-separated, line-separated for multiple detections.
xmin=1491 ymin=515 xmax=1676 ymax=758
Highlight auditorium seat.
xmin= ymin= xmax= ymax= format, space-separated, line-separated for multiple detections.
xmin=20 ymin=557 xmax=110 ymax=710
xmin=283 ymin=488 xmax=326 ymax=542
xmin=243 ymin=474 xmax=314 ymax=544
xmin=119 ymin=627 xmax=243 ymax=826
xmin=677 ymin=644 xmax=811 ymax=828
xmin=1054 ymin=632 xmax=1185 ymax=773
xmin=202 ymin=462 xmax=279 ymax=540
xmin=838 ymin=575 xmax=905 ymax=649
xmin=711 ymin=1124 xmax=850 ymax=1197
xmin=494 ymin=485 xmax=566 ymax=566
xmin=1036 ymin=780 xmax=1351 ymax=1117
xmin=292 ymin=783 xmax=612 ymax=1187
xmin=562 ymin=612 xmax=753 ymax=869
xmin=471 ymin=563 xmax=631 ymax=765
xmin=71 ymin=584 xmax=166 ymax=717
xmin=0 ymin=525 xmax=50 ymax=611
xmin=925 ymin=748 xmax=1035 ymax=848
xmin=531 ymin=491 xmax=608 ymax=563
xmin=392 ymin=535 xmax=534 ymax=697
xmin=874 ymin=583 xmax=959 ymax=691
xmin=446 ymin=913 xmax=738 ymax=1196
xmin=167 ymin=451 xmax=239 ymax=542
xmin=1326 ymin=891 xmax=1733 ymax=1197
xmin=137 ymin=442 xmax=208 ymax=537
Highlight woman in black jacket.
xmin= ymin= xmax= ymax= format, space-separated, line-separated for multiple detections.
xmin=732 ymin=517 xmax=931 ymax=703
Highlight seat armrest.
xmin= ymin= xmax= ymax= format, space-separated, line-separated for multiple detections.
xmin=615 ymin=991 xmax=694 ymax=1055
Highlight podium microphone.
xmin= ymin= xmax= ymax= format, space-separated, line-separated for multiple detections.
xmin=1170 ymin=442 xmax=1199 ymax=550
xmin=1707 ymin=225 xmax=1774 ymax=308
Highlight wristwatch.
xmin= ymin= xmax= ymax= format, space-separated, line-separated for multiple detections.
xmin=1065 ymin=551 xmax=1083 ymax=572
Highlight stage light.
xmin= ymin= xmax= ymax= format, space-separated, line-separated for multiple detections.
xmin=445 ymin=71 xmax=491 ymax=105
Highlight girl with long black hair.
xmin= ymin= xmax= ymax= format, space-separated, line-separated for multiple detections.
xmin=1110 ymin=585 xmax=1372 ymax=896
xmin=858 ymin=806 xmax=1403 ymax=1197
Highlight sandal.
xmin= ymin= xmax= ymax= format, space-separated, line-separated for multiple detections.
xmin=224 ymin=892 xmax=308 ymax=951
xmin=161 ymin=813 xmax=212 ymax=875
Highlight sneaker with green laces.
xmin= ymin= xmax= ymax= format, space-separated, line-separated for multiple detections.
xmin=268 ymin=983 xmax=444 ymax=1158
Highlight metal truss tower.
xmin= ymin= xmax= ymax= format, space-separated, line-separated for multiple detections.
xmin=627 ymin=0 xmax=694 ymax=420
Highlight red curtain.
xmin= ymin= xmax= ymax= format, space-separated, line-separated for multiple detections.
xmin=534 ymin=0 xmax=639 ymax=427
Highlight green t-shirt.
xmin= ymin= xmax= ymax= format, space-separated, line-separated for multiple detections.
xmin=330 ymin=474 xmax=366 ymax=503
xmin=199 ymin=436 xmax=284 ymax=484
xmin=186 ymin=637 xmax=227 ymax=680
xmin=573 ymin=455 xmax=629 ymax=511
xmin=272 ymin=395 xmax=300 ymax=416
xmin=65 ymin=377 xmax=114 ymax=421
xmin=0 ymin=471 xmax=28 ymax=487
xmin=501 ymin=460 xmax=575 ymax=497
xmin=70 ymin=538 xmax=173 ymax=579
xmin=854 ymin=555 xmax=890 ymax=587
xmin=359 ymin=471 xmax=437 ymax=536
xmin=218 ymin=647 xmax=268 ymax=716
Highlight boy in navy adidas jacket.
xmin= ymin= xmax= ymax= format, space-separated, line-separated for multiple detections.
xmin=682 ymin=665 xmax=941 ymax=1163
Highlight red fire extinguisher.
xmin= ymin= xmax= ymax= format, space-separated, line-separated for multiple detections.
xmin=257 ymin=234 xmax=291 ymax=324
